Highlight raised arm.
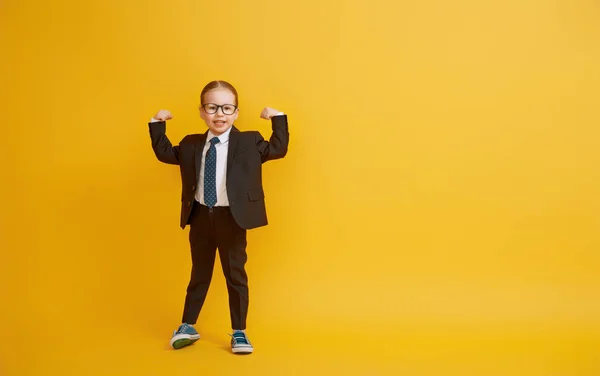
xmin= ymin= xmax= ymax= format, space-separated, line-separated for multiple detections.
xmin=256 ymin=107 xmax=289 ymax=163
xmin=148 ymin=109 xmax=180 ymax=165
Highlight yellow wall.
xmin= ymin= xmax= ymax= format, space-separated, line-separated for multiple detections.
xmin=1 ymin=0 xmax=599 ymax=374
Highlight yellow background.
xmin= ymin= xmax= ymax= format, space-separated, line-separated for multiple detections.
xmin=1 ymin=0 xmax=599 ymax=375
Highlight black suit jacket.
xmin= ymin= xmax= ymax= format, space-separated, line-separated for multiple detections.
xmin=148 ymin=115 xmax=289 ymax=229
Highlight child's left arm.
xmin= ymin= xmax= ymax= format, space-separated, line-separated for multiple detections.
xmin=256 ymin=107 xmax=289 ymax=163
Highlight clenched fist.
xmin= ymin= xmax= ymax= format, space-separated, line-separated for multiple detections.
xmin=153 ymin=109 xmax=173 ymax=121
xmin=260 ymin=107 xmax=282 ymax=120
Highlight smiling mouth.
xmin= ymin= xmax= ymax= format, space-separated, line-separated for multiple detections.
xmin=214 ymin=120 xmax=227 ymax=125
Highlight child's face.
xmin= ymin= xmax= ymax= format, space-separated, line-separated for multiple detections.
xmin=200 ymin=88 xmax=239 ymax=136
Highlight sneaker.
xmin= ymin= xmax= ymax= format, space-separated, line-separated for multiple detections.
xmin=169 ymin=323 xmax=200 ymax=349
xmin=230 ymin=330 xmax=254 ymax=354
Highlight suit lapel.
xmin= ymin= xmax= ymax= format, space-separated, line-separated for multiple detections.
xmin=195 ymin=132 xmax=208 ymax=183
xmin=227 ymin=126 xmax=240 ymax=179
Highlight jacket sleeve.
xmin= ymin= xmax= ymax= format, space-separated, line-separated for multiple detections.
xmin=148 ymin=121 xmax=180 ymax=165
xmin=256 ymin=114 xmax=289 ymax=163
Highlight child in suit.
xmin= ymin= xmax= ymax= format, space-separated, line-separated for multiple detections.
xmin=148 ymin=80 xmax=289 ymax=354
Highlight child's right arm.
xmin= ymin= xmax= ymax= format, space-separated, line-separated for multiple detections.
xmin=148 ymin=109 xmax=181 ymax=165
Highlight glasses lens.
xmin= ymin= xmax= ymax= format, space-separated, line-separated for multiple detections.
xmin=222 ymin=105 xmax=236 ymax=115
xmin=204 ymin=104 xmax=217 ymax=114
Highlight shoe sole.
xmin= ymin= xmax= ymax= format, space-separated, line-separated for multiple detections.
xmin=170 ymin=334 xmax=200 ymax=349
xmin=232 ymin=346 xmax=254 ymax=354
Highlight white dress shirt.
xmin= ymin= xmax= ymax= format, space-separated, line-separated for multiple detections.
xmin=196 ymin=127 xmax=232 ymax=206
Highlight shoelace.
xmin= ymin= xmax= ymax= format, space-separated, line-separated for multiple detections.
xmin=230 ymin=332 xmax=249 ymax=345
xmin=177 ymin=324 xmax=190 ymax=334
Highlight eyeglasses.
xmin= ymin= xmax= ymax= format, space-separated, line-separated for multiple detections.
xmin=200 ymin=103 xmax=238 ymax=115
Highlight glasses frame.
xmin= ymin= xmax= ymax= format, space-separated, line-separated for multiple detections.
xmin=200 ymin=103 xmax=239 ymax=115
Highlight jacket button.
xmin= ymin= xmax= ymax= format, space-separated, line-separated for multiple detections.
xmin=187 ymin=201 xmax=192 ymax=207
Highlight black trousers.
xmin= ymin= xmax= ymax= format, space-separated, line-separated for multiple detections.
xmin=181 ymin=201 xmax=249 ymax=330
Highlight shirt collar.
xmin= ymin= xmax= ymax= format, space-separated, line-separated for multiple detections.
xmin=207 ymin=126 xmax=232 ymax=144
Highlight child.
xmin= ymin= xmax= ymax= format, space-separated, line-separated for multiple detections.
xmin=148 ymin=80 xmax=289 ymax=354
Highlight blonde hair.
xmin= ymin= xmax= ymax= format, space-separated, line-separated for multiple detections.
xmin=200 ymin=80 xmax=239 ymax=106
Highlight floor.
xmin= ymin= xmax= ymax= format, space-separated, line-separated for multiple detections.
xmin=2 ymin=317 xmax=598 ymax=375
